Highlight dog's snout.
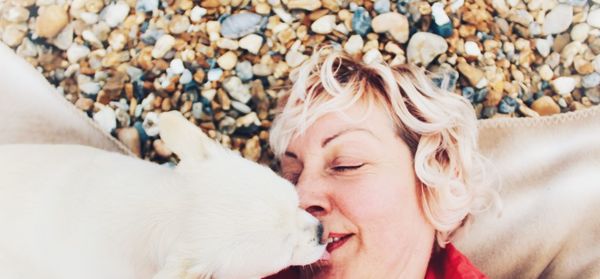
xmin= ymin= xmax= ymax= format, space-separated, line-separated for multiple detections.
xmin=316 ymin=223 xmax=324 ymax=244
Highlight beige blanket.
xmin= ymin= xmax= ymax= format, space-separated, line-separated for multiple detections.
xmin=2 ymin=42 xmax=599 ymax=278
xmin=455 ymin=107 xmax=600 ymax=278
xmin=0 ymin=43 xmax=131 ymax=155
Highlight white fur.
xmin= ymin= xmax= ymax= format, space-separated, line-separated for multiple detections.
xmin=0 ymin=111 xmax=325 ymax=279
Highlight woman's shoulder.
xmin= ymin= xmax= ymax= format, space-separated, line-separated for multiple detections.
xmin=425 ymin=243 xmax=488 ymax=279
xmin=264 ymin=243 xmax=487 ymax=279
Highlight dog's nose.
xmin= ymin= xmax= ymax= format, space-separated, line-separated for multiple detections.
xmin=316 ymin=223 xmax=324 ymax=244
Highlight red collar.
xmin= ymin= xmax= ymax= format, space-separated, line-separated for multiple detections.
xmin=264 ymin=243 xmax=487 ymax=279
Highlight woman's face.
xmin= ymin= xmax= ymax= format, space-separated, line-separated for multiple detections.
xmin=281 ymin=103 xmax=435 ymax=278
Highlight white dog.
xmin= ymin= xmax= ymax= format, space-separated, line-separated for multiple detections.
xmin=0 ymin=111 xmax=326 ymax=279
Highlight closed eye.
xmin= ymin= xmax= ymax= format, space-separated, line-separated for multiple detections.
xmin=332 ymin=164 xmax=365 ymax=172
xmin=283 ymin=173 xmax=300 ymax=185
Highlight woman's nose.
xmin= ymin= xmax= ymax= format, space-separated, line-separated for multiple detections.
xmin=296 ymin=174 xmax=331 ymax=217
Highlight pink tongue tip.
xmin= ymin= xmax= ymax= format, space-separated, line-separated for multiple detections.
xmin=319 ymin=250 xmax=331 ymax=261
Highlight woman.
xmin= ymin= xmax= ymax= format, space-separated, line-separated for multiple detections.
xmin=266 ymin=47 xmax=499 ymax=278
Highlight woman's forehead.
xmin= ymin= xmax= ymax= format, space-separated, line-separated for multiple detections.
xmin=286 ymin=105 xmax=394 ymax=153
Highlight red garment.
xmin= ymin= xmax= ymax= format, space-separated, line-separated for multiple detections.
xmin=264 ymin=243 xmax=487 ymax=279
xmin=424 ymin=243 xmax=487 ymax=279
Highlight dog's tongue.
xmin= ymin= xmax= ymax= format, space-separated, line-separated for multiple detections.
xmin=319 ymin=251 xmax=331 ymax=261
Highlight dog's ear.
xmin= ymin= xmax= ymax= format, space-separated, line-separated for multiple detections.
xmin=159 ymin=111 xmax=225 ymax=161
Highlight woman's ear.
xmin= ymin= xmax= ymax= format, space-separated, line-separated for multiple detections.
xmin=159 ymin=111 xmax=225 ymax=162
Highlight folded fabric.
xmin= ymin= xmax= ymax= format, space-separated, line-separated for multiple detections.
xmin=0 ymin=42 xmax=131 ymax=155
xmin=455 ymin=105 xmax=600 ymax=278
xmin=2 ymin=42 xmax=599 ymax=278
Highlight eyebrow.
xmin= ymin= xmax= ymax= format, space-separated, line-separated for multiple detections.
xmin=284 ymin=128 xmax=378 ymax=159
xmin=321 ymin=128 xmax=378 ymax=147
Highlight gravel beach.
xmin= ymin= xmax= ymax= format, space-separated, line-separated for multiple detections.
xmin=1 ymin=0 xmax=599 ymax=164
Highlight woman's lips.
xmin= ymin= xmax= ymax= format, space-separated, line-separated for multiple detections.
xmin=325 ymin=234 xmax=352 ymax=253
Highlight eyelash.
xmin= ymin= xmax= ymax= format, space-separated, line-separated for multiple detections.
xmin=283 ymin=163 xmax=365 ymax=184
xmin=331 ymin=163 xmax=365 ymax=172
xmin=285 ymin=173 xmax=300 ymax=185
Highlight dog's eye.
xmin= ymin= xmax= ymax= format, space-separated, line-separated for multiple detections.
xmin=283 ymin=173 xmax=300 ymax=185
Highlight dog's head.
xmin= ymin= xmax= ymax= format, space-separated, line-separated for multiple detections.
xmin=159 ymin=111 xmax=326 ymax=279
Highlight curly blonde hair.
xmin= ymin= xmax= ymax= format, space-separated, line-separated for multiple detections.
xmin=269 ymin=47 xmax=499 ymax=247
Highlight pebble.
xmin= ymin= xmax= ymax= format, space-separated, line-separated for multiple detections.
xmin=217 ymin=38 xmax=239 ymax=50
xmin=286 ymin=0 xmax=322 ymax=11
xmin=372 ymin=12 xmax=409 ymax=43
xmin=407 ymin=32 xmax=448 ymax=66
xmin=253 ymin=63 xmax=272 ymax=76
xmin=538 ymin=64 xmax=554 ymax=81
xmin=431 ymin=3 xmax=453 ymax=37
xmin=108 ymin=30 xmax=126 ymax=51
xmin=582 ymin=73 xmax=600 ymax=88
xmin=66 ymin=44 xmax=91 ymax=63
xmin=431 ymin=3 xmax=450 ymax=26
xmin=574 ymin=56 xmax=594 ymax=75
xmin=509 ymin=9 xmax=533 ymax=26
xmin=374 ymin=0 xmax=391 ymax=14
xmin=142 ymin=112 xmax=160 ymax=137
xmin=223 ymin=76 xmax=252 ymax=103
xmin=85 ymin=0 xmax=104 ymax=13
xmin=458 ymin=62 xmax=486 ymax=88
xmin=561 ymin=41 xmax=581 ymax=67
xmin=344 ymin=35 xmax=364 ymax=55
xmin=535 ymin=39 xmax=551 ymax=57
xmin=286 ymin=49 xmax=308 ymax=68
xmin=531 ymin=96 xmax=560 ymax=116
xmin=190 ymin=6 xmax=207 ymax=22
xmin=103 ymin=1 xmax=130 ymax=28
xmin=464 ymin=41 xmax=482 ymax=57
xmin=311 ymin=15 xmax=337 ymax=34
xmin=93 ymin=106 xmax=117 ymax=133
xmin=4 ymin=6 xmax=29 ymax=23
xmin=239 ymin=34 xmax=263 ymax=54
xmin=236 ymin=61 xmax=254 ymax=81
xmin=207 ymin=68 xmax=223 ymax=81
xmin=217 ymin=51 xmax=238 ymax=71
xmin=169 ymin=15 xmax=191 ymax=34
xmin=180 ymin=69 xmax=193 ymax=84
xmin=242 ymin=136 xmax=261 ymax=161
xmin=218 ymin=116 xmax=236 ymax=135
xmin=587 ymin=88 xmax=600 ymax=104
xmin=136 ymin=0 xmax=158 ymax=12
xmin=594 ymin=55 xmax=600 ymax=73
xmin=75 ymin=97 xmax=94 ymax=111
xmin=115 ymin=108 xmax=130 ymax=127
xmin=570 ymin=23 xmax=590 ymax=42
xmin=462 ymin=87 xmax=475 ymax=103
xmin=498 ymin=96 xmax=518 ymax=114
xmin=152 ymin=34 xmax=175 ymax=59
xmin=220 ymin=13 xmax=266 ymax=39
xmin=481 ymin=106 xmax=497 ymax=119
xmin=551 ymin=77 xmax=577 ymax=96
xmin=363 ymin=49 xmax=384 ymax=64
xmin=2 ymin=24 xmax=27 ymax=47
xmin=543 ymin=4 xmax=573 ymax=35
xmin=192 ymin=102 xmax=204 ymax=119
xmin=35 ymin=5 xmax=69 ymax=38
xmin=588 ymin=9 xmax=600 ymax=28
xmin=231 ymin=101 xmax=252 ymax=114
xmin=236 ymin=112 xmax=261 ymax=128
xmin=169 ymin=58 xmax=185 ymax=75
xmin=352 ymin=7 xmax=372 ymax=36
xmin=79 ymin=82 xmax=102 ymax=95
xmin=79 ymin=12 xmax=99 ymax=24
